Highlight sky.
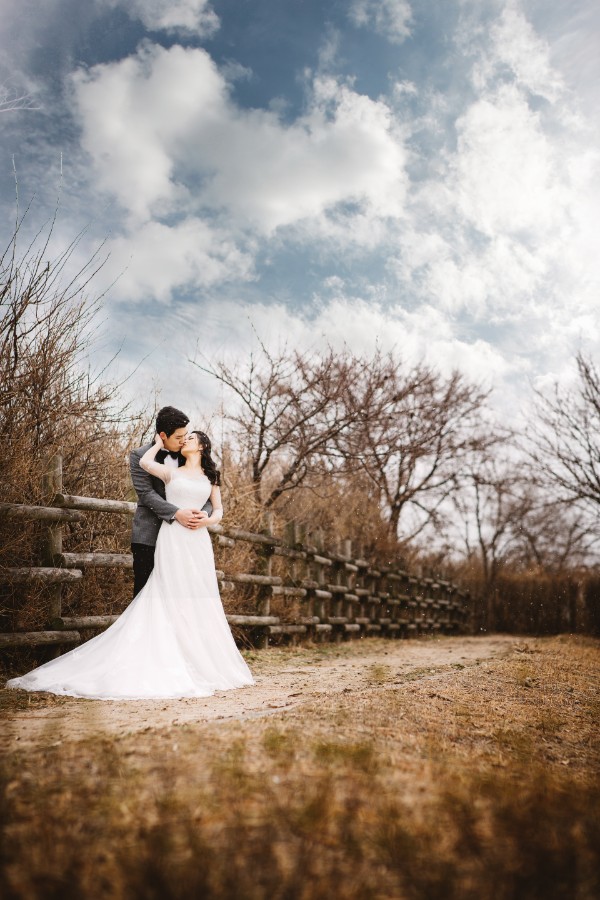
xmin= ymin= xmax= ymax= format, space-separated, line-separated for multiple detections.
xmin=1 ymin=0 xmax=599 ymax=424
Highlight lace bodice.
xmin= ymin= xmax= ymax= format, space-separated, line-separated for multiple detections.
xmin=166 ymin=470 xmax=212 ymax=508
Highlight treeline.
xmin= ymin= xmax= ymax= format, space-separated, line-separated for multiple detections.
xmin=1 ymin=215 xmax=599 ymax=635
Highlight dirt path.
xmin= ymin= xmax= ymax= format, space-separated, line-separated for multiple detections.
xmin=3 ymin=634 xmax=598 ymax=899
xmin=1 ymin=634 xmax=521 ymax=751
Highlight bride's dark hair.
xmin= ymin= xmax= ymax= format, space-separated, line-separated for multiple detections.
xmin=193 ymin=431 xmax=221 ymax=486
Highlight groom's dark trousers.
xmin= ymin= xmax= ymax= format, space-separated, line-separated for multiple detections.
xmin=131 ymin=544 xmax=156 ymax=596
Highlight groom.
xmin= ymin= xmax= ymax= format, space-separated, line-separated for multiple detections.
xmin=129 ymin=405 xmax=212 ymax=596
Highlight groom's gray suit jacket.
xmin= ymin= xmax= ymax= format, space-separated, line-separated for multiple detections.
xmin=129 ymin=444 xmax=212 ymax=546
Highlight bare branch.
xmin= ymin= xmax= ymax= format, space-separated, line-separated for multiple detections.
xmin=527 ymin=353 xmax=600 ymax=513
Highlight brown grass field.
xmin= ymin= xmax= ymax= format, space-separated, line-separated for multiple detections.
xmin=1 ymin=633 xmax=599 ymax=899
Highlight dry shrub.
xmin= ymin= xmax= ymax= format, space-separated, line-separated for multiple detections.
xmin=453 ymin=565 xmax=599 ymax=637
xmin=487 ymin=571 xmax=579 ymax=634
xmin=581 ymin=576 xmax=600 ymax=635
xmin=270 ymin=470 xmax=406 ymax=565
xmin=0 ymin=211 xmax=149 ymax=633
xmin=216 ymin=463 xmax=415 ymax=624
xmin=374 ymin=771 xmax=599 ymax=900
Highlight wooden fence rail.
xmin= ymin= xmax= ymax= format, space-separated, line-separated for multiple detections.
xmin=0 ymin=455 xmax=468 ymax=652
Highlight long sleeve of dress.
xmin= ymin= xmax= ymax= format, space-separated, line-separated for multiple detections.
xmin=129 ymin=450 xmax=178 ymax=524
xmin=139 ymin=456 xmax=172 ymax=482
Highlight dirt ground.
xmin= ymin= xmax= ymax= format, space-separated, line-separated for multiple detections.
xmin=1 ymin=634 xmax=520 ymax=751
xmin=1 ymin=633 xmax=599 ymax=899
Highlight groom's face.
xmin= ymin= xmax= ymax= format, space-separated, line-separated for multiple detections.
xmin=161 ymin=427 xmax=188 ymax=453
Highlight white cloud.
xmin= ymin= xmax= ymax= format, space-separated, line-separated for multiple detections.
xmin=197 ymin=74 xmax=408 ymax=231
xmin=386 ymin=1 xmax=598 ymax=330
xmin=453 ymin=83 xmax=567 ymax=237
xmin=470 ymin=2 xmax=564 ymax=101
xmin=105 ymin=218 xmax=255 ymax=303
xmin=98 ymin=0 xmax=219 ymax=37
xmin=40 ymin=0 xmax=599 ymax=425
xmin=350 ymin=0 xmax=412 ymax=44
xmin=72 ymin=43 xmax=409 ymax=235
xmin=71 ymin=43 xmax=227 ymax=223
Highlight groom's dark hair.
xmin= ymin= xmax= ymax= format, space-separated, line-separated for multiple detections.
xmin=156 ymin=406 xmax=189 ymax=437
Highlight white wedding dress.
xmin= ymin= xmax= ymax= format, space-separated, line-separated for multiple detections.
xmin=7 ymin=471 xmax=254 ymax=699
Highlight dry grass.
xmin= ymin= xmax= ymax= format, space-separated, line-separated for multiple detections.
xmin=1 ymin=635 xmax=599 ymax=899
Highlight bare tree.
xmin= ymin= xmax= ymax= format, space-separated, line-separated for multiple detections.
xmin=0 ymin=81 xmax=40 ymax=114
xmin=449 ymin=451 xmax=597 ymax=590
xmin=452 ymin=459 xmax=523 ymax=589
xmin=516 ymin=498 xmax=598 ymax=573
xmin=193 ymin=342 xmax=498 ymax=544
xmin=190 ymin=343 xmax=360 ymax=508
xmin=528 ymin=353 xmax=600 ymax=514
xmin=0 ymin=198 xmax=158 ymax=636
xmin=336 ymin=352 xmax=495 ymax=539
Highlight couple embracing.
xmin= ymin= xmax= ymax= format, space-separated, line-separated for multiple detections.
xmin=8 ymin=406 xmax=254 ymax=699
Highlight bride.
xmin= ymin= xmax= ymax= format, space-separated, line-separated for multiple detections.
xmin=7 ymin=431 xmax=254 ymax=699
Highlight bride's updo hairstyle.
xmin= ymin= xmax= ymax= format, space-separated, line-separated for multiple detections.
xmin=193 ymin=431 xmax=221 ymax=486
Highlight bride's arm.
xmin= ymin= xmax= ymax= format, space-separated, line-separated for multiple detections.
xmin=140 ymin=435 xmax=172 ymax=483
xmin=202 ymin=484 xmax=223 ymax=526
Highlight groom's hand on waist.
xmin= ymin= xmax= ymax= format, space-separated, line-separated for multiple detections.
xmin=174 ymin=509 xmax=209 ymax=529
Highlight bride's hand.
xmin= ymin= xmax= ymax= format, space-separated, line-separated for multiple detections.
xmin=154 ymin=433 xmax=165 ymax=449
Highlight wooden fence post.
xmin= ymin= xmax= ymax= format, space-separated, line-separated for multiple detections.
xmin=256 ymin=511 xmax=275 ymax=649
xmin=42 ymin=454 xmax=63 ymax=655
xmin=312 ymin=528 xmax=331 ymax=643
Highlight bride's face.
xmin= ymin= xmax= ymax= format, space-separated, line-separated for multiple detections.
xmin=181 ymin=433 xmax=202 ymax=456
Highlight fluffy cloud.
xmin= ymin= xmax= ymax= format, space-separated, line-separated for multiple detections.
xmin=98 ymin=0 xmax=219 ymax=36
xmin=198 ymin=74 xmax=408 ymax=231
xmin=386 ymin=0 xmax=597 ymax=332
xmin=71 ymin=39 xmax=409 ymax=302
xmin=71 ymin=44 xmax=226 ymax=222
xmin=470 ymin=2 xmax=564 ymax=101
xmin=58 ymin=0 xmax=599 ymax=416
xmin=72 ymin=43 xmax=408 ymax=233
xmin=349 ymin=0 xmax=412 ymax=44
xmin=105 ymin=218 xmax=255 ymax=303
xmin=453 ymin=84 xmax=567 ymax=237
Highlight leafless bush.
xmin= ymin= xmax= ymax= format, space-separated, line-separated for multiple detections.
xmin=0 ymin=205 xmax=146 ymax=629
xmin=528 ymin=353 xmax=600 ymax=516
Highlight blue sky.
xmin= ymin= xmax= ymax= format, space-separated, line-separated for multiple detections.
xmin=1 ymin=0 xmax=599 ymax=423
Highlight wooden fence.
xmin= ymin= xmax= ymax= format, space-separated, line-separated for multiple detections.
xmin=0 ymin=455 xmax=468 ymax=652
